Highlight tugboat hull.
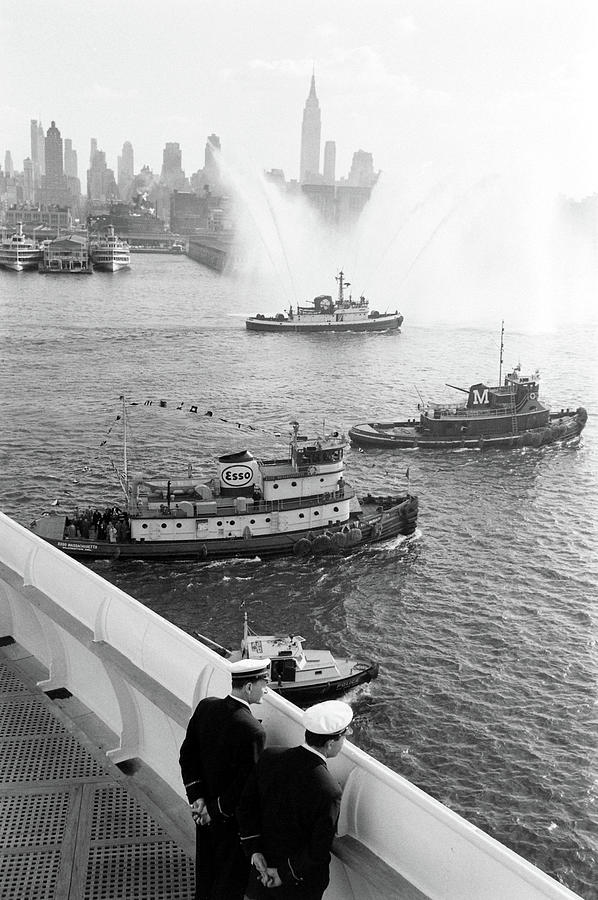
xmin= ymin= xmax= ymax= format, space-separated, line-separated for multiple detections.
xmin=37 ymin=494 xmax=419 ymax=562
xmin=349 ymin=408 xmax=588 ymax=450
xmin=246 ymin=314 xmax=402 ymax=333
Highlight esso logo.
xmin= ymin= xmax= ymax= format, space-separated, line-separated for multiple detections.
xmin=221 ymin=464 xmax=254 ymax=486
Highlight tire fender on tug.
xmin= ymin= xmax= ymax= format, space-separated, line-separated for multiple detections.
xmin=331 ymin=531 xmax=347 ymax=549
xmin=293 ymin=538 xmax=312 ymax=557
xmin=347 ymin=528 xmax=363 ymax=546
xmin=312 ymin=534 xmax=333 ymax=554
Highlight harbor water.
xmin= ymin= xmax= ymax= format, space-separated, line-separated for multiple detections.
xmin=1 ymin=255 xmax=597 ymax=898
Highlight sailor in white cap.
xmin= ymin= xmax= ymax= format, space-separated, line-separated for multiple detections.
xmin=238 ymin=699 xmax=353 ymax=899
xmin=179 ymin=656 xmax=270 ymax=900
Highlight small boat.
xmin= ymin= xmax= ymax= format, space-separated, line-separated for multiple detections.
xmin=0 ymin=223 xmax=42 ymax=271
xmin=91 ymin=225 xmax=131 ymax=271
xmin=246 ymin=270 xmax=404 ymax=333
xmin=350 ymin=326 xmax=588 ymax=450
xmin=195 ymin=614 xmax=379 ymax=704
xmin=30 ymin=411 xmax=418 ymax=561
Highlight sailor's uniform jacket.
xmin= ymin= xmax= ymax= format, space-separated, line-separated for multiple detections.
xmin=179 ymin=695 xmax=266 ymax=820
xmin=237 ymin=745 xmax=342 ymax=898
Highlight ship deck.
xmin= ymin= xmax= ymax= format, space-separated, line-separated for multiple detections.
xmin=0 ymin=641 xmax=196 ymax=900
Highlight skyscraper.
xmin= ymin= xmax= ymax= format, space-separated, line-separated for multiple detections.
xmin=160 ymin=142 xmax=186 ymax=190
xmin=203 ymin=134 xmax=221 ymax=192
xmin=299 ymin=72 xmax=321 ymax=183
xmin=117 ymin=141 xmax=134 ymax=199
xmin=4 ymin=151 xmax=14 ymax=178
xmin=64 ymin=139 xmax=78 ymax=178
xmin=30 ymin=119 xmax=45 ymax=194
xmin=40 ymin=120 xmax=70 ymax=205
xmin=323 ymin=141 xmax=336 ymax=185
xmin=23 ymin=158 xmax=34 ymax=203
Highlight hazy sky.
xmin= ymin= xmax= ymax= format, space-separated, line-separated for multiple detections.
xmin=2 ymin=0 xmax=597 ymax=200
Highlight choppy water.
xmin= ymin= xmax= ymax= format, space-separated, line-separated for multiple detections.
xmin=1 ymin=255 xmax=596 ymax=897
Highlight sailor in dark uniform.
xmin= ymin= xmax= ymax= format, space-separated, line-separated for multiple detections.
xmin=237 ymin=699 xmax=353 ymax=899
xmin=180 ymin=657 xmax=270 ymax=900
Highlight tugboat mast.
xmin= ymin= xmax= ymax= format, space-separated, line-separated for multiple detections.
xmin=498 ymin=320 xmax=505 ymax=385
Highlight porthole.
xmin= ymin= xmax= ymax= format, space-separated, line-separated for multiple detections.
xmin=273 ymin=484 xmax=279 ymax=489
xmin=299 ymin=513 xmax=304 ymax=519
xmin=142 ymin=523 xmax=148 ymax=529
xmin=161 ymin=523 xmax=167 ymax=529
xmin=291 ymin=481 xmax=297 ymax=486
xmin=217 ymin=520 xmax=223 ymax=526
xmin=320 ymin=478 xmax=324 ymax=482
xmin=265 ymin=517 xmax=271 ymax=523
xmin=314 ymin=511 xmax=320 ymax=517
xmin=230 ymin=520 xmax=235 ymax=525
xmin=250 ymin=519 xmax=256 ymax=524
xmin=176 ymin=522 xmax=182 ymax=528
xmin=333 ymin=506 xmax=339 ymax=512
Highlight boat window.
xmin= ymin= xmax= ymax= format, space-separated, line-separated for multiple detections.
xmin=176 ymin=523 xmax=182 ymax=528
xmin=273 ymin=484 xmax=279 ymax=489
xmin=265 ymin=517 xmax=271 ymax=523
xmin=314 ymin=511 xmax=319 ymax=516
xmin=161 ymin=523 xmax=167 ymax=528
xmin=333 ymin=507 xmax=339 ymax=512
xmin=230 ymin=520 xmax=235 ymax=525
xmin=217 ymin=520 xmax=223 ymax=526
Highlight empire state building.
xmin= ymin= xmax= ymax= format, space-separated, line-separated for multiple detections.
xmin=299 ymin=72 xmax=321 ymax=183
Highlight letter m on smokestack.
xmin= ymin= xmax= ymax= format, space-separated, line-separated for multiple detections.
xmin=468 ymin=383 xmax=490 ymax=407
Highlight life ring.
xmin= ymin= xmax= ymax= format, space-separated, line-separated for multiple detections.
xmin=308 ymin=466 xmax=317 ymax=476
xmin=293 ymin=538 xmax=312 ymax=557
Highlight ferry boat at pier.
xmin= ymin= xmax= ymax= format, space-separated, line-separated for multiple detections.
xmin=350 ymin=328 xmax=588 ymax=450
xmin=0 ymin=223 xmax=42 ymax=271
xmin=30 ymin=417 xmax=418 ymax=561
xmin=246 ymin=271 xmax=403 ymax=333
xmin=90 ymin=225 xmax=131 ymax=271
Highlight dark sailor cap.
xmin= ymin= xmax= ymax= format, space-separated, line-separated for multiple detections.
xmin=230 ymin=658 xmax=271 ymax=681
xmin=302 ymin=700 xmax=353 ymax=735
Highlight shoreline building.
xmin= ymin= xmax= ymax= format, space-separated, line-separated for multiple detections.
xmin=299 ymin=72 xmax=321 ymax=183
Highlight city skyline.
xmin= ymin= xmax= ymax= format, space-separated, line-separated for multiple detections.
xmin=2 ymin=0 xmax=597 ymax=201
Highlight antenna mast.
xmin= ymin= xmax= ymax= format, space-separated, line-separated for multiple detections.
xmin=498 ymin=321 xmax=504 ymax=385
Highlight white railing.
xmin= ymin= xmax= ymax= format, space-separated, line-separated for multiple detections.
xmin=0 ymin=511 xmax=580 ymax=900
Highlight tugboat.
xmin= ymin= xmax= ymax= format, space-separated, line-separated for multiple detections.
xmin=246 ymin=271 xmax=403 ymax=333
xmin=195 ymin=614 xmax=379 ymax=704
xmin=349 ymin=326 xmax=587 ymax=450
xmin=30 ymin=414 xmax=418 ymax=561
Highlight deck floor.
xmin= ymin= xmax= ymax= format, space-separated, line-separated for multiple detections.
xmin=0 ymin=644 xmax=195 ymax=900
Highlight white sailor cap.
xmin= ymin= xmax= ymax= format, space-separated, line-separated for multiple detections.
xmin=302 ymin=700 xmax=353 ymax=735
xmin=230 ymin=658 xmax=271 ymax=681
